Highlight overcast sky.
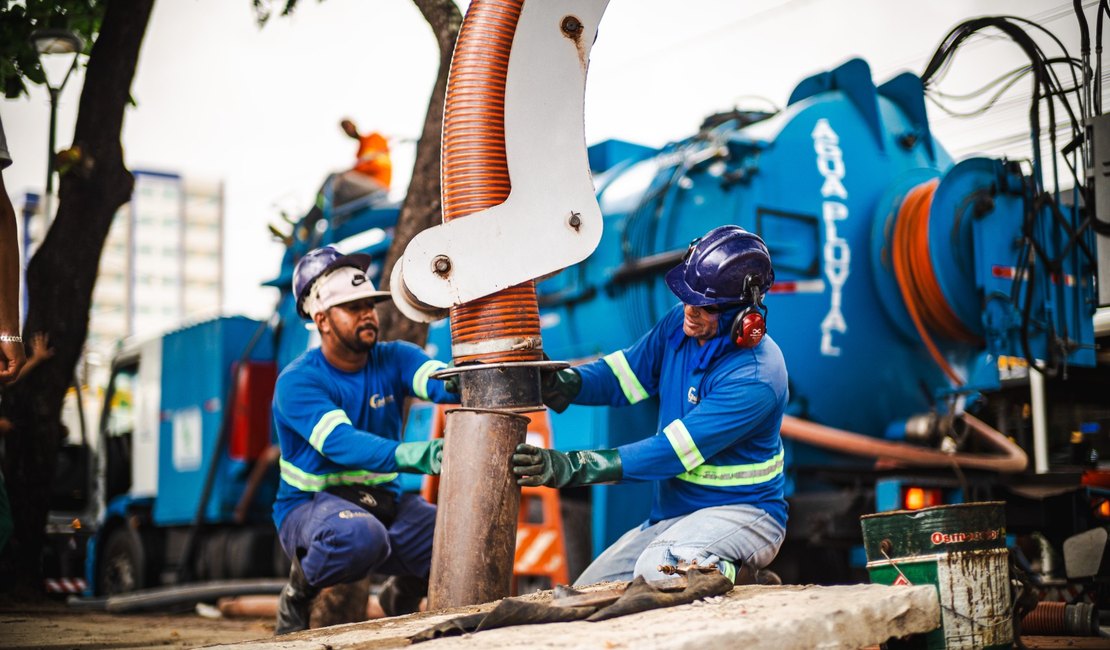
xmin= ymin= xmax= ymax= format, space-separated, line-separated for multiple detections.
xmin=1 ymin=0 xmax=1098 ymax=322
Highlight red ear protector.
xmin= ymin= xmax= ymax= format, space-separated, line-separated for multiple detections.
xmin=728 ymin=277 xmax=767 ymax=349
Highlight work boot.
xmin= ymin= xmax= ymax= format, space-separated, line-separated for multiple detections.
xmin=733 ymin=563 xmax=782 ymax=586
xmin=275 ymin=557 xmax=320 ymax=635
xmin=755 ymin=568 xmax=782 ymax=585
xmin=378 ymin=575 xmax=428 ymax=617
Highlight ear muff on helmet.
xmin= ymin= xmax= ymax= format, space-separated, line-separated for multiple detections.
xmin=728 ymin=275 xmax=768 ymax=349
xmin=730 ymin=307 xmax=766 ymax=348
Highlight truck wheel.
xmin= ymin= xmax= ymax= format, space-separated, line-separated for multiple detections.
xmin=98 ymin=528 xmax=145 ymax=595
xmin=272 ymin=535 xmax=292 ymax=578
xmin=225 ymin=530 xmax=270 ymax=578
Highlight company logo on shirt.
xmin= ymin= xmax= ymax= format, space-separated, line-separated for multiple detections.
xmin=687 ymin=387 xmax=699 ymax=404
xmin=369 ymin=393 xmax=395 ymax=409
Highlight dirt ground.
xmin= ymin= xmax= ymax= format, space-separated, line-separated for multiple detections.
xmin=0 ymin=600 xmax=275 ymax=649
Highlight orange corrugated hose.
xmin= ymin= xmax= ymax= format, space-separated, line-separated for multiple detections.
xmin=891 ymin=180 xmax=979 ymax=386
xmin=441 ymin=0 xmax=543 ymax=365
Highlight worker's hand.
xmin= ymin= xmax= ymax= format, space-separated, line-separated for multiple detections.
xmin=512 ymin=443 xmax=569 ymax=488
xmin=28 ymin=332 xmax=54 ymax=361
xmin=0 ymin=336 xmax=25 ymax=384
xmin=395 ymin=439 xmax=444 ymax=475
xmin=541 ymin=368 xmax=581 ymax=414
xmin=440 ymin=361 xmax=459 ymax=394
xmin=511 ymin=443 xmax=622 ymax=488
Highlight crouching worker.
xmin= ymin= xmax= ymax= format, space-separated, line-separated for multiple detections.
xmin=273 ymin=246 xmax=457 ymax=634
xmin=513 ymin=226 xmax=788 ymax=587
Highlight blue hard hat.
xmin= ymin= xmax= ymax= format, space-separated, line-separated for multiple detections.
xmin=292 ymin=246 xmax=373 ymax=318
xmin=665 ymin=225 xmax=774 ymax=307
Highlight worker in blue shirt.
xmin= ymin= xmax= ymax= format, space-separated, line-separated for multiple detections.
xmin=273 ymin=246 xmax=457 ymax=634
xmin=512 ymin=226 xmax=788 ymax=586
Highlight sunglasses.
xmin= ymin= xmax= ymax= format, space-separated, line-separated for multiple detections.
xmin=697 ymin=302 xmax=743 ymax=314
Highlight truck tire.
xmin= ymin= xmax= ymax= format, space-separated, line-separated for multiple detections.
xmin=273 ymin=535 xmax=292 ymax=578
xmin=98 ymin=527 xmax=146 ymax=596
xmin=197 ymin=531 xmax=229 ymax=580
xmin=225 ymin=530 xmax=270 ymax=578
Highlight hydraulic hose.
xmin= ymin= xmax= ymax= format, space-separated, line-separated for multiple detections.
xmin=441 ymin=0 xmax=542 ymax=365
xmin=891 ymin=180 xmax=978 ymax=386
xmin=780 ymin=413 xmax=1028 ymax=473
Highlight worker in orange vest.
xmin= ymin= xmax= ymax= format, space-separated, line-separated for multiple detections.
xmin=341 ymin=118 xmax=391 ymax=192
xmin=298 ymin=119 xmax=393 ymax=246
xmin=331 ymin=118 xmax=391 ymax=206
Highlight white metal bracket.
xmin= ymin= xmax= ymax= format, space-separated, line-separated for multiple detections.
xmin=393 ymin=0 xmax=610 ymax=322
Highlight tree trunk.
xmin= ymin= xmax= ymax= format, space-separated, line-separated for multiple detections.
xmin=376 ymin=0 xmax=462 ymax=346
xmin=0 ymin=0 xmax=154 ymax=598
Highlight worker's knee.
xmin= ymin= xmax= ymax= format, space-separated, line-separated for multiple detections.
xmin=303 ymin=512 xmax=391 ymax=587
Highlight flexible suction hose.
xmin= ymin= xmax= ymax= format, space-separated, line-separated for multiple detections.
xmin=442 ymin=0 xmax=543 ymax=364
xmin=780 ymin=413 xmax=1028 ymax=473
xmin=891 ymin=180 xmax=979 ymax=386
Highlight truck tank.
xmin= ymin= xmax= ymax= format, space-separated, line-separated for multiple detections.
xmin=421 ymin=56 xmax=1105 ymax=580
xmin=537 ymin=56 xmax=1094 ymax=447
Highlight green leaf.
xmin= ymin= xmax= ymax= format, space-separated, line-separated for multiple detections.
xmin=0 ymin=0 xmax=103 ymax=99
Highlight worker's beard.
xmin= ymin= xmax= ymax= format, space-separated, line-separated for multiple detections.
xmin=339 ymin=323 xmax=379 ymax=354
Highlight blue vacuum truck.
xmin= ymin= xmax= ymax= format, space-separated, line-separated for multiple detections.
xmin=51 ymin=11 xmax=1110 ymax=612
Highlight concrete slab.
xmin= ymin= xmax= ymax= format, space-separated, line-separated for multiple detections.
xmin=205 ymin=583 xmax=940 ymax=650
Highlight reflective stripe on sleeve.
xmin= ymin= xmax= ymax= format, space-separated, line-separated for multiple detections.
xmin=412 ymin=360 xmax=447 ymax=401
xmin=279 ymin=458 xmax=397 ymax=492
xmin=602 ymin=351 xmax=649 ymax=404
xmin=675 ymin=447 xmax=785 ymax=486
xmin=309 ymin=409 xmax=352 ymax=452
xmin=663 ymin=419 xmax=705 ymax=472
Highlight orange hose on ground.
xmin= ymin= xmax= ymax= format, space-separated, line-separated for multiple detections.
xmin=442 ymin=0 xmax=542 ymax=364
xmin=780 ymin=413 xmax=1028 ymax=473
xmin=891 ymin=180 xmax=979 ymax=386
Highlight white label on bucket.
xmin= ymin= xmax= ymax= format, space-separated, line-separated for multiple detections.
xmin=935 ymin=549 xmax=1011 ymax=649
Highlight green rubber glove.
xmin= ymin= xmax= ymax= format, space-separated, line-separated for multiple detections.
xmin=395 ymin=439 xmax=444 ymax=475
xmin=541 ymin=368 xmax=582 ymax=414
xmin=511 ymin=443 xmax=622 ymax=488
xmin=440 ymin=361 xmax=460 ymax=394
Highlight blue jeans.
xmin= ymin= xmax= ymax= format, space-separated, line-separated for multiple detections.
xmin=574 ymin=503 xmax=786 ymax=586
xmin=278 ymin=491 xmax=435 ymax=588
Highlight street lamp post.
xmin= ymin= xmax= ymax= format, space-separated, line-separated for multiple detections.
xmin=30 ymin=28 xmax=83 ymax=228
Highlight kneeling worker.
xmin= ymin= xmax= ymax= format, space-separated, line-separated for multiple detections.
xmin=273 ymin=246 xmax=457 ymax=633
xmin=513 ymin=226 xmax=788 ymax=586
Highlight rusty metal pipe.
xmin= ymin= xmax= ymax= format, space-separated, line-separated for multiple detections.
xmin=428 ymin=408 xmax=528 ymax=608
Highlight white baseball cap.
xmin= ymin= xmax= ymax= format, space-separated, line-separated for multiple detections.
xmin=305 ymin=266 xmax=391 ymax=317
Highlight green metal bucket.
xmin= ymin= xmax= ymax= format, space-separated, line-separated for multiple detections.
xmin=860 ymin=501 xmax=1012 ymax=649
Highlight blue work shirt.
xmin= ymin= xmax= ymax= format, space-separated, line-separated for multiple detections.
xmin=271 ymin=342 xmax=457 ymax=530
xmin=574 ymin=304 xmax=789 ymax=527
